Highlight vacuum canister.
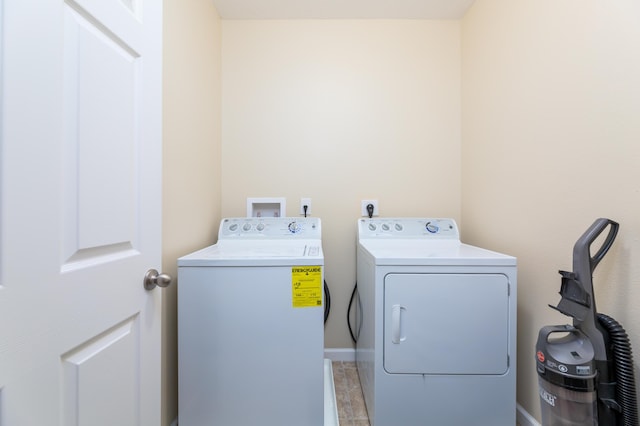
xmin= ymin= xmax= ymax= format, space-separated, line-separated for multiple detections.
xmin=536 ymin=325 xmax=598 ymax=426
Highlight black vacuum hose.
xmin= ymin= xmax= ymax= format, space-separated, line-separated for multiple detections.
xmin=598 ymin=313 xmax=639 ymax=426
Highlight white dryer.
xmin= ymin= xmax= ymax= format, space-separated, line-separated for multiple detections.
xmin=356 ymin=218 xmax=517 ymax=426
xmin=178 ymin=217 xmax=325 ymax=426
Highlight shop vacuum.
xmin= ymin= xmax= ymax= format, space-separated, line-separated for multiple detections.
xmin=536 ymin=218 xmax=638 ymax=425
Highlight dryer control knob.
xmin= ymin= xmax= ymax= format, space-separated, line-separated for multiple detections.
xmin=368 ymin=223 xmax=377 ymax=231
xmin=242 ymin=223 xmax=252 ymax=231
xmin=395 ymin=223 xmax=404 ymax=232
xmin=382 ymin=223 xmax=390 ymax=231
xmin=256 ymin=223 xmax=265 ymax=231
xmin=425 ymin=222 xmax=439 ymax=234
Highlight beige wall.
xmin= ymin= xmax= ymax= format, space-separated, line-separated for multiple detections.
xmin=462 ymin=0 xmax=640 ymax=420
xmin=162 ymin=2 xmax=640 ymax=422
xmin=162 ymin=0 xmax=222 ymax=424
xmin=221 ymin=20 xmax=462 ymax=348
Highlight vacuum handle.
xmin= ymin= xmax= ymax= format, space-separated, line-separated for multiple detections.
xmin=573 ymin=218 xmax=619 ymax=273
xmin=540 ymin=324 xmax=578 ymax=342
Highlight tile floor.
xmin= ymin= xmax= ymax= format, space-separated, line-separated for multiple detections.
xmin=332 ymin=361 xmax=370 ymax=426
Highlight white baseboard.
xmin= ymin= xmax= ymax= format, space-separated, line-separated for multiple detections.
xmin=516 ymin=403 xmax=540 ymax=426
xmin=324 ymin=348 xmax=355 ymax=362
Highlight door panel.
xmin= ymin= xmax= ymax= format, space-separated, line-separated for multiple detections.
xmin=70 ymin=3 xmax=137 ymax=250
xmin=384 ymin=273 xmax=510 ymax=375
xmin=0 ymin=0 xmax=162 ymax=423
xmin=61 ymin=317 xmax=139 ymax=426
xmin=62 ymin=2 xmax=140 ymax=267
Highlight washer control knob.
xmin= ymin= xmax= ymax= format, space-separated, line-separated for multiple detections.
xmin=242 ymin=223 xmax=252 ymax=232
xmin=288 ymin=221 xmax=301 ymax=233
xmin=382 ymin=223 xmax=390 ymax=231
xmin=256 ymin=223 xmax=265 ymax=231
xmin=229 ymin=223 xmax=238 ymax=232
xmin=368 ymin=223 xmax=377 ymax=231
xmin=395 ymin=223 xmax=404 ymax=232
xmin=425 ymin=222 xmax=439 ymax=234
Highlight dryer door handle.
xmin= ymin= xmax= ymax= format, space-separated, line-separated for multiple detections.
xmin=391 ymin=304 xmax=406 ymax=344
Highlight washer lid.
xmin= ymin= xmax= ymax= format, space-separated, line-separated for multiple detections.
xmin=178 ymin=240 xmax=324 ymax=267
xmin=179 ymin=217 xmax=324 ymax=266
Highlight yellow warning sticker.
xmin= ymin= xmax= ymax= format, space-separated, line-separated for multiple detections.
xmin=292 ymin=266 xmax=323 ymax=308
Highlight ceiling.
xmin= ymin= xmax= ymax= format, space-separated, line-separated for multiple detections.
xmin=210 ymin=0 xmax=477 ymax=20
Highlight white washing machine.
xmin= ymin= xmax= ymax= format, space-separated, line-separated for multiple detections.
xmin=356 ymin=218 xmax=517 ymax=426
xmin=178 ymin=217 xmax=326 ymax=426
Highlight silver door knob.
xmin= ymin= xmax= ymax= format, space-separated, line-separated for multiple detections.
xmin=144 ymin=269 xmax=172 ymax=290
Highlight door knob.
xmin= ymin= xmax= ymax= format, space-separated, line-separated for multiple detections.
xmin=144 ymin=269 xmax=172 ymax=290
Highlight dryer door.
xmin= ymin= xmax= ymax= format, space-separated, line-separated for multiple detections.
xmin=384 ymin=273 xmax=510 ymax=375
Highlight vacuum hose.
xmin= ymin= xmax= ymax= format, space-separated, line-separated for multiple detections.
xmin=598 ymin=313 xmax=639 ymax=426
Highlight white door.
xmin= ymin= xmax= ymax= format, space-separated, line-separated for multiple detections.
xmin=0 ymin=0 xmax=163 ymax=424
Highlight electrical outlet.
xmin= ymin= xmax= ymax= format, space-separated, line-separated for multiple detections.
xmin=300 ymin=198 xmax=312 ymax=216
xmin=361 ymin=200 xmax=379 ymax=217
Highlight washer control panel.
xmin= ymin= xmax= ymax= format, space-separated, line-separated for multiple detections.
xmin=219 ymin=217 xmax=321 ymax=239
xmin=358 ymin=218 xmax=459 ymax=239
